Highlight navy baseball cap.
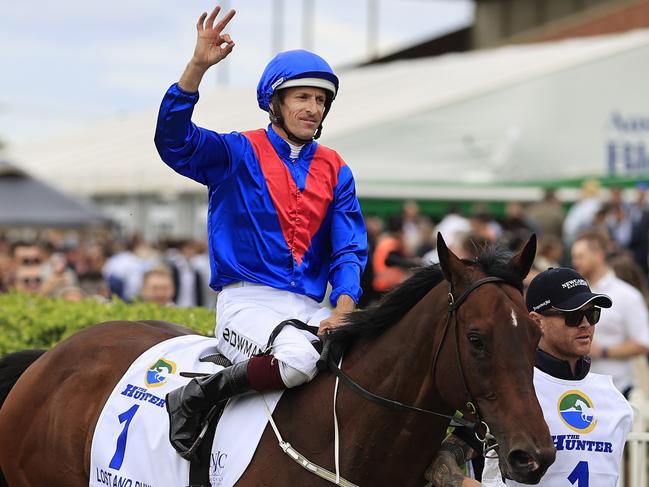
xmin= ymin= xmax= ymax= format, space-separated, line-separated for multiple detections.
xmin=526 ymin=267 xmax=612 ymax=313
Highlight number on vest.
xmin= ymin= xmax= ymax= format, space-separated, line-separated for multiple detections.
xmin=109 ymin=404 xmax=140 ymax=470
xmin=567 ymin=461 xmax=589 ymax=487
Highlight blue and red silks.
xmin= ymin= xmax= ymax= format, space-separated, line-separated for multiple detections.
xmin=154 ymin=83 xmax=367 ymax=306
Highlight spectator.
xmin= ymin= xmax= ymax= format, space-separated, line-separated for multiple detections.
xmin=191 ymin=240 xmax=217 ymax=308
xmin=501 ymin=201 xmax=536 ymax=235
xmin=85 ymin=243 xmax=108 ymax=276
xmin=401 ymin=200 xmax=425 ymax=255
xmin=358 ymin=215 xmax=383 ymax=308
xmin=372 ymin=215 xmax=421 ymax=295
xmin=102 ymin=238 xmax=148 ymax=302
xmin=628 ymin=182 xmax=649 ymax=274
xmin=429 ymin=267 xmax=632 ymax=487
xmin=608 ymin=252 xmax=649 ymax=307
xmin=55 ymin=286 xmax=87 ymax=302
xmin=534 ymin=234 xmax=563 ymax=271
xmin=140 ymin=268 xmax=176 ymax=306
xmin=167 ymin=240 xmax=204 ymax=308
xmin=12 ymin=265 xmax=44 ymax=294
xmin=526 ymin=188 xmax=565 ymax=239
xmin=562 ymin=179 xmax=602 ymax=247
xmin=78 ymin=271 xmax=111 ymax=301
xmin=591 ymin=203 xmax=614 ymax=243
xmin=11 ymin=241 xmax=44 ymax=268
xmin=606 ymin=201 xmax=632 ymax=250
xmin=571 ymin=230 xmax=649 ymax=396
xmin=0 ymin=248 xmax=11 ymax=293
xmin=436 ymin=204 xmax=471 ymax=250
xmin=41 ymin=252 xmax=78 ymax=297
xmin=414 ymin=217 xmax=436 ymax=257
xmin=468 ymin=205 xmax=500 ymax=242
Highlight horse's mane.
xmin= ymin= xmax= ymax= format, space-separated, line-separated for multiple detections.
xmin=329 ymin=244 xmax=524 ymax=347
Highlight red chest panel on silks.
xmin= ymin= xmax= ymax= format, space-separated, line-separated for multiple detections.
xmin=243 ymin=129 xmax=343 ymax=266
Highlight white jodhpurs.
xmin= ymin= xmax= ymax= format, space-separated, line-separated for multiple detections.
xmin=214 ymin=282 xmax=331 ymax=388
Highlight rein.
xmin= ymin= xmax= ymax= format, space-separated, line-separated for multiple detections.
xmin=322 ymin=276 xmax=506 ymax=451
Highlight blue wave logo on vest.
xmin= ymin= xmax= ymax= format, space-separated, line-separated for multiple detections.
xmin=557 ymin=390 xmax=597 ymax=434
xmin=145 ymin=358 xmax=177 ymax=387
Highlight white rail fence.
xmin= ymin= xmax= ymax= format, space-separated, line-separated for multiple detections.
xmin=619 ymin=370 xmax=649 ymax=487
xmin=619 ymin=431 xmax=649 ymax=487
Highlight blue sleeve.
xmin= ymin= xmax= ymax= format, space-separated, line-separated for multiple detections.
xmin=329 ymin=164 xmax=368 ymax=306
xmin=154 ymin=83 xmax=247 ymax=186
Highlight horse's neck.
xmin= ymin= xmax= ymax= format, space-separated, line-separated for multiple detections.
xmin=345 ymin=284 xmax=450 ymax=402
xmin=343 ymin=322 xmax=436 ymax=406
xmin=329 ymin=287 xmax=454 ymax=483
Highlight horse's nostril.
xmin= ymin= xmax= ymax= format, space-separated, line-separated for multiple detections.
xmin=508 ymin=449 xmax=540 ymax=472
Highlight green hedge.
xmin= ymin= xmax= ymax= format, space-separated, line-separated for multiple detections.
xmin=0 ymin=292 xmax=216 ymax=355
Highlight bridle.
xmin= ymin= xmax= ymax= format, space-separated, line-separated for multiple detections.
xmin=322 ymin=275 xmax=509 ymax=456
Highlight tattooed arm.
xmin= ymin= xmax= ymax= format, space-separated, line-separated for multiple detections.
xmin=425 ymin=433 xmax=481 ymax=487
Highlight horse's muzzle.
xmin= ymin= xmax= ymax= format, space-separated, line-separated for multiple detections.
xmin=504 ymin=444 xmax=556 ymax=484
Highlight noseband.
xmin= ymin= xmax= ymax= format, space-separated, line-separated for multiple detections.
xmin=322 ymin=275 xmax=508 ymax=456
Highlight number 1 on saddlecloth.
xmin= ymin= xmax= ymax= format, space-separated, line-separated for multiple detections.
xmin=109 ymin=405 xmax=140 ymax=470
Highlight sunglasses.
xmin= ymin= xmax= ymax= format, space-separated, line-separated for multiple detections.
xmin=542 ymin=307 xmax=601 ymax=327
xmin=20 ymin=277 xmax=42 ymax=285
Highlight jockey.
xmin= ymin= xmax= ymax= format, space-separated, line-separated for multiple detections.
xmin=154 ymin=6 xmax=368 ymax=457
xmin=427 ymin=267 xmax=633 ymax=487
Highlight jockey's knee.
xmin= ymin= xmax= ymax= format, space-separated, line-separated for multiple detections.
xmin=278 ymin=361 xmax=315 ymax=388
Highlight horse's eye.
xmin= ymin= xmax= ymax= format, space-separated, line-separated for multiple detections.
xmin=467 ymin=332 xmax=485 ymax=351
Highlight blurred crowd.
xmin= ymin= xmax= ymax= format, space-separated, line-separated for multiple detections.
xmin=361 ymin=181 xmax=649 ymax=305
xmin=3 ymin=181 xmax=649 ymax=311
xmin=0 ymin=232 xmax=215 ymax=308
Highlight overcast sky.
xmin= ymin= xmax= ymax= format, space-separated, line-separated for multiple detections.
xmin=0 ymin=0 xmax=474 ymax=147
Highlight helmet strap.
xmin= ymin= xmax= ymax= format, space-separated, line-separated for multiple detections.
xmin=313 ymin=98 xmax=332 ymax=140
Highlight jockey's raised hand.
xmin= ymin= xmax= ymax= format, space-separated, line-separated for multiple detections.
xmin=179 ymin=5 xmax=235 ymax=92
xmin=193 ymin=6 xmax=236 ymax=68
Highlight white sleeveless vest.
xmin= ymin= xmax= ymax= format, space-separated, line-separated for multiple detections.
xmin=483 ymin=367 xmax=633 ymax=486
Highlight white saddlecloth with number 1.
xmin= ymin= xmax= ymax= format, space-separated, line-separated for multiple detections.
xmin=89 ymin=334 xmax=283 ymax=487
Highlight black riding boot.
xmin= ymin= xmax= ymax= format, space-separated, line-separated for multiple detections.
xmin=166 ymin=360 xmax=251 ymax=458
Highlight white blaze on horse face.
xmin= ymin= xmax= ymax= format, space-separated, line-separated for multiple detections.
xmin=511 ymin=309 xmax=519 ymax=327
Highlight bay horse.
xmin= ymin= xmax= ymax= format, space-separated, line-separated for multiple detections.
xmin=0 ymin=235 xmax=555 ymax=486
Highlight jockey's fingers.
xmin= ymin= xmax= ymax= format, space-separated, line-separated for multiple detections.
xmin=197 ymin=12 xmax=208 ymax=32
xmin=222 ymin=41 xmax=235 ymax=57
xmin=214 ymin=9 xmax=236 ymax=33
xmin=205 ymin=5 xmax=222 ymax=29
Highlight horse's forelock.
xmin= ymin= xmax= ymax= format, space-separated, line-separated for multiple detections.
xmin=470 ymin=247 xmax=525 ymax=293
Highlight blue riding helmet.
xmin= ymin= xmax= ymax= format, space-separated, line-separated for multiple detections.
xmin=256 ymin=50 xmax=339 ymax=112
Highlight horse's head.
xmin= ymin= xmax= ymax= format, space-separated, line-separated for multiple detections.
xmin=436 ymin=233 xmax=555 ymax=484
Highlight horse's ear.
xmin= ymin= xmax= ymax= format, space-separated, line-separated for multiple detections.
xmin=437 ymin=232 xmax=466 ymax=285
xmin=510 ymin=234 xmax=537 ymax=280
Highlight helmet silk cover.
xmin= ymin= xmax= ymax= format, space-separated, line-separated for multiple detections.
xmin=256 ymin=50 xmax=339 ymax=112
